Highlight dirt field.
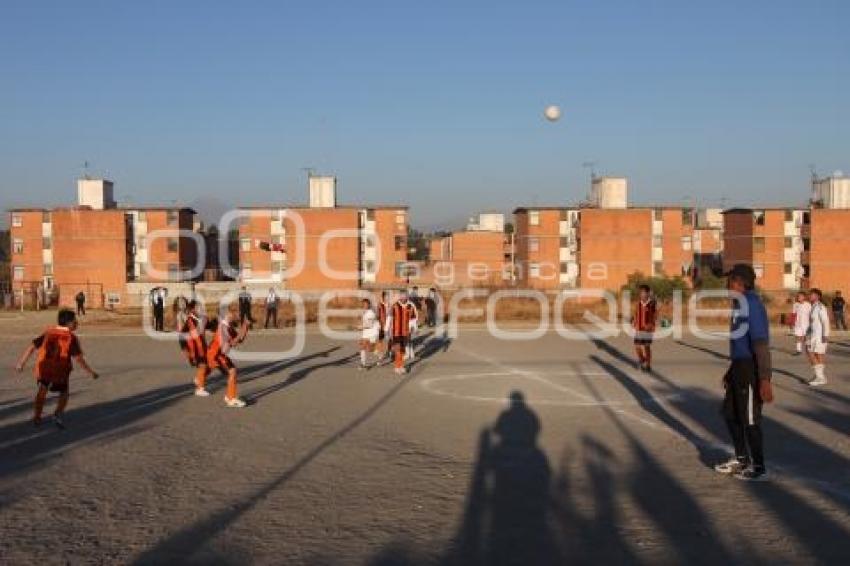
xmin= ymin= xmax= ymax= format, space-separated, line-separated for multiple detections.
xmin=1 ymin=313 xmax=848 ymax=565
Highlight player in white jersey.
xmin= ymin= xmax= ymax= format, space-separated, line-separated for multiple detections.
xmin=806 ymin=288 xmax=830 ymax=386
xmin=791 ymin=291 xmax=811 ymax=355
xmin=358 ymin=298 xmax=381 ymax=370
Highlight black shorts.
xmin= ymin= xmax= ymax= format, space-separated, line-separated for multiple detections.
xmin=210 ymin=353 xmax=235 ymax=371
xmin=392 ymin=336 xmax=408 ymax=347
xmin=634 ymin=338 xmax=653 ymax=346
xmin=722 ymin=359 xmax=762 ymax=426
xmin=38 ymin=379 xmax=69 ymax=393
xmin=379 ymin=329 xmax=385 ymax=341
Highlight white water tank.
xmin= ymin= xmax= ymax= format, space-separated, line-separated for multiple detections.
xmin=77 ymin=178 xmax=116 ymax=209
xmin=590 ymin=176 xmax=628 ymax=209
xmin=309 ymin=175 xmax=337 ymax=208
xmin=812 ymin=174 xmax=850 ymax=209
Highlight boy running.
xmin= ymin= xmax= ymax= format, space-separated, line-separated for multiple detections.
xmin=806 ymin=288 xmax=830 ymax=386
xmin=207 ymin=310 xmax=249 ymax=407
xmin=633 ymin=284 xmax=657 ymax=372
xmin=15 ymin=309 xmax=99 ymax=429
xmin=180 ymin=300 xmax=212 ymax=397
xmin=386 ymin=290 xmax=417 ymax=375
xmin=358 ymin=298 xmax=381 ymax=370
xmin=791 ymin=291 xmax=811 ymax=356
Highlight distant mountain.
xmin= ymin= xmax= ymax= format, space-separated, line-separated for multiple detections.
xmin=188 ymin=195 xmax=234 ymax=228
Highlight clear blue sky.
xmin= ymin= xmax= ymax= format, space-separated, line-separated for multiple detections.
xmin=1 ymin=0 xmax=848 ymax=227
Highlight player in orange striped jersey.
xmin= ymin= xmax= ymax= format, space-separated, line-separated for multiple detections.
xmin=179 ymin=300 xmax=213 ymax=397
xmin=386 ymin=290 xmax=417 ymax=375
xmin=207 ymin=309 xmax=250 ymax=408
xmin=633 ymin=284 xmax=657 ymax=372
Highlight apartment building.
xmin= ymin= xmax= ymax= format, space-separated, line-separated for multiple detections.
xmin=237 ymin=176 xmax=409 ymax=290
xmin=428 ymin=213 xmax=512 ymax=287
xmin=9 ymin=178 xmax=197 ymax=308
xmin=513 ymin=207 xmax=580 ymax=289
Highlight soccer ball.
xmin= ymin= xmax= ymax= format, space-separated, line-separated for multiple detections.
xmin=544 ymin=105 xmax=561 ymax=122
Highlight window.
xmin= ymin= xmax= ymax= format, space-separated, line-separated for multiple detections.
xmin=364 ymin=260 xmax=376 ymax=274
xmin=559 ymin=209 xmax=568 ymax=221
xmin=272 ymin=209 xmax=283 ymax=221
xmin=653 ymin=235 xmax=663 ymax=248
xmin=528 ymin=237 xmax=540 ymax=252
xmin=367 ymin=209 xmax=376 ymax=221
xmin=167 ymin=210 xmax=179 ymax=225
xmin=802 ymin=264 xmax=810 ymax=277
xmin=802 ymin=237 xmax=810 ymax=252
xmin=784 ymin=209 xmax=793 ymax=221
xmin=42 ymin=236 xmax=52 ymax=250
xmin=13 ymin=239 xmax=24 ymax=254
xmin=560 ymin=236 xmax=570 ymax=248
xmin=395 ymin=211 xmax=406 ymax=225
xmin=138 ymin=262 xmax=147 ymax=277
xmin=784 ymin=262 xmax=793 ymax=274
xmin=137 ymin=236 xmax=146 ymax=250
xmin=682 ymin=208 xmax=693 ymax=226
xmin=753 ymin=263 xmax=765 ymax=279
xmin=394 ymin=235 xmax=406 ymax=251
xmin=240 ymin=238 xmax=252 ymax=252
xmin=138 ymin=211 xmax=147 ymax=221
xmin=753 ymin=210 xmax=765 ymax=226
xmin=168 ymin=264 xmax=180 ymax=281
xmin=654 ymin=208 xmax=663 ymax=221
xmin=784 ymin=237 xmax=793 ymax=248
xmin=529 ymin=263 xmax=541 ymax=278
xmin=13 ymin=266 xmax=24 ymax=280
xmin=358 ymin=212 xmax=366 ymax=229
xmin=529 ymin=210 xmax=540 ymax=226
xmin=653 ymin=261 xmax=664 ymax=275
xmin=11 ymin=213 xmax=22 ymax=227
xmin=42 ymin=211 xmax=51 ymax=223
xmin=271 ymin=261 xmax=284 ymax=273
xmin=753 ymin=237 xmax=765 ymax=252
xmin=395 ymin=261 xmax=407 ymax=277
xmin=560 ymin=262 xmax=570 ymax=274
xmin=106 ymin=292 xmax=121 ymax=306
xmin=802 ymin=212 xmax=811 ymax=225
xmin=43 ymin=263 xmax=53 ymax=276
xmin=242 ymin=262 xmax=253 ymax=278
xmin=681 ymin=236 xmax=692 ymax=251
xmin=167 ymin=237 xmax=179 ymax=253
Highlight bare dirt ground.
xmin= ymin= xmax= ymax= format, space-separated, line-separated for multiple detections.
xmin=0 ymin=312 xmax=848 ymax=565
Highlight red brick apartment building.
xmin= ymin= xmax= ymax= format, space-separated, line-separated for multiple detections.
xmin=236 ymin=175 xmax=409 ymax=290
xmin=723 ymin=207 xmax=850 ymax=293
xmin=9 ymin=179 xmax=196 ymax=308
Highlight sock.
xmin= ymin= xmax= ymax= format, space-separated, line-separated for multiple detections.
xmin=226 ymin=373 xmax=238 ymax=399
xmin=360 ymin=350 xmax=367 ymax=366
xmin=796 ymin=342 xmax=802 ymax=352
xmin=816 ymin=364 xmax=826 ymax=380
xmin=34 ymin=388 xmax=47 ymax=420
xmin=394 ymin=348 xmax=403 ymax=369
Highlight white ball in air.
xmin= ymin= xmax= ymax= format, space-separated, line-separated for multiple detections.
xmin=544 ymin=105 xmax=562 ymax=122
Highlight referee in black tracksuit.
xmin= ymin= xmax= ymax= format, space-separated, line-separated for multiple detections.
xmin=714 ymin=264 xmax=774 ymax=481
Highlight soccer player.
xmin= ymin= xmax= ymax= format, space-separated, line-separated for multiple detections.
xmin=15 ymin=308 xmax=99 ymax=429
xmin=791 ymin=291 xmax=811 ymax=356
xmin=180 ymin=300 xmax=212 ymax=397
xmin=831 ymin=290 xmax=846 ymax=331
xmin=405 ymin=298 xmax=419 ymax=362
xmin=207 ymin=309 xmax=249 ymax=407
xmin=358 ymin=298 xmax=380 ymax=370
xmin=806 ymin=288 xmax=830 ymax=386
xmin=714 ymin=264 xmax=774 ymax=481
xmin=633 ymin=284 xmax=657 ymax=372
xmin=375 ymin=291 xmax=390 ymax=365
xmin=386 ymin=290 xmax=417 ymax=375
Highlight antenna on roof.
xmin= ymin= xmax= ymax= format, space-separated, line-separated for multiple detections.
xmin=582 ymin=161 xmax=597 ymax=180
xmin=808 ymin=163 xmax=818 ymax=183
xmin=82 ymin=160 xmax=91 ymax=180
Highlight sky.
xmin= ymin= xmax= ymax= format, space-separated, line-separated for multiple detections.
xmin=1 ymin=0 xmax=848 ymax=228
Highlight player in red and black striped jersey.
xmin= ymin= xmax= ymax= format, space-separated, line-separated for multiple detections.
xmin=633 ymin=284 xmax=657 ymax=372
xmin=179 ymin=300 xmax=213 ymax=397
xmin=15 ymin=309 xmax=99 ymax=428
xmin=386 ymin=290 xmax=418 ymax=374
xmin=207 ymin=310 xmax=249 ymax=408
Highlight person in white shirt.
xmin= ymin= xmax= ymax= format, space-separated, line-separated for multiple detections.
xmin=405 ymin=300 xmax=419 ymax=361
xmin=792 ymin=291 xmax=811 ymax=355
xmin=359 ymin=298 xmax=381 ymax=370
xmin=264 ymin=287 xmax=279 ymax=329
xmin=806 ymin=288 xmax=830 ymax=386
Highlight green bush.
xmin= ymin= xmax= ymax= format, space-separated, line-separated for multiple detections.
xmin=621 ymin=272 xmax=690 ymax=302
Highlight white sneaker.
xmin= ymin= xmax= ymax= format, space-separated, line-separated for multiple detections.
xmin=809 ymin=376 xmax=828 ymax=387
xmin=714 ymin=457 xmax=748 ymax=475
xmin=194 ymin=388 xmax=211 ymax=397
xmin=224 ymin=396 xmax=247 ymax=408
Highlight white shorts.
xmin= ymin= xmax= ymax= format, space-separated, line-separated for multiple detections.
xmin=362 ymin=330 xmax=379 ymax=344
xmin=794 ymin=329 xmax=807 ymax=338
xmin=807 ymin=339 xmax=828 ymax=355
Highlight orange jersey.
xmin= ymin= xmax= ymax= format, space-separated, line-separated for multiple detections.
xmin=391 ymin=301 xmax=417 ymax=338
xmin=181 ymin=313 xmax=208 ymax=365
xmin=33 ymin=327 xmax=82 ymax=384
xmin=634 ymin=299 xmax=657 ymax=332
xmin=207 ymin=320 xmax=239 ymax=369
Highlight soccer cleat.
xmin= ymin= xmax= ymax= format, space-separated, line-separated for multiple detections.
xmin=53 ymin=414 xmax=66 ymax=430
xmin=224 ymin=396 xmax=247 ymax=408
xmin=734 ymin=468 xmax=769 ymax=482
xmin=808 ymin=376 xmax=827 ymax=387
xmin=714 ymin=457 xmax=748 ymax=475
xmin=394 ymin=367 xmax=407 ymax=375
xmin=194 ymin=388 xmax=211 ymax=397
